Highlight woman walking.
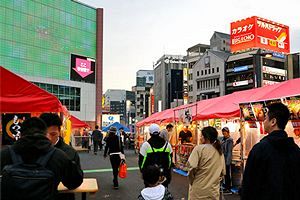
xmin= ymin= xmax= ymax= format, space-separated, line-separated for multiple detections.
xmin=104 ymin=126 xmax=124 ymax=189
xmin=187 ymin=126 xmax=225 ymax=200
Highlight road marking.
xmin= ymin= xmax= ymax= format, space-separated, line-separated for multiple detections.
xmin=83 ymin=167 xmax=140 ymax=173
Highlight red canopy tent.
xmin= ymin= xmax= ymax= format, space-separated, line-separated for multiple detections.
xmin=136 ymin=78 xmax=300 ymax=127
xmin=0 ymin=66 xmax=66 ymax=113
xmin=70 ymin=115 xmax=89 ymax=128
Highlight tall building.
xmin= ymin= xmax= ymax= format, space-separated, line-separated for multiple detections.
xmin=104 ymin=89 xmax=135 ymax=124
xmin=134 ymin=70 xmax=154 ymax=122
xmin=186 ymin=44 xmax=210 ymax=103
xmin=192 ymin=50 xmax=230 ymax=101
xmin=0 ymin=0 xmax=103 ymax=125
xmin=225 ymin=49 xmax=287 ymax=94
xmin=153 ymin=55 xmax=187 ymax=111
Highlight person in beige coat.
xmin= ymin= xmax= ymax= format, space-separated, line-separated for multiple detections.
xmin=187 ymin=126 xmax=226 ymax=200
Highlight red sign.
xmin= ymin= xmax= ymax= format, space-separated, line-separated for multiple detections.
xmin=230 ymin=16 xmax=290 ymax=54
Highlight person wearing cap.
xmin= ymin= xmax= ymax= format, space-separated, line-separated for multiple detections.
xmin=139 ymin=124 xmax=173 ymax=188
xmin=221 ymin=127 xmax=233 ymax=193
xmin=104 ymin=126 xmax=124 ymax=189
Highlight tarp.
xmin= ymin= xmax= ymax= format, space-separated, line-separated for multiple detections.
xmin=70 ymin=115 xmax=89 ymax=128
xmin=102 ymin=122 xmax=130 ymax=132
xmin=136 ymin=78 xmax=300 ymax=127
xmin=0 ymin=66 xmax=65 ymax=113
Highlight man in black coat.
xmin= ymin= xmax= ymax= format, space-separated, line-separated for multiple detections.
xmin=242 ymin=103 xmax=300 ymax=200
xmin=1 ymin=117 xmax=83 ymax=199
xmin=40 ymin=113 xmax=83 ymax=200
xmin=92 ymin=125 xmax=103 ymax=154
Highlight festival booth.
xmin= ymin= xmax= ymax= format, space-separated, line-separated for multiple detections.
xmin=0 ymin=66 xmax=68 ymax=145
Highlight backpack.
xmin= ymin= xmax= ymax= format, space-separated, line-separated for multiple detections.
xmin=141 ymin=142 xmax=171 ymax=174
xmin=1 ymin=146 xmax=56 ymax=200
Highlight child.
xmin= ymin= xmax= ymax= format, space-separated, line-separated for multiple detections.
xmin=138 ymin=165 xmax=173 ymax=200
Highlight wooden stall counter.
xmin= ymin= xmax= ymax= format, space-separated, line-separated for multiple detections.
xmin=58 ymin=178 xmax=98 ymax=200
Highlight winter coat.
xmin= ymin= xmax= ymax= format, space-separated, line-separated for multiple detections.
xmin=104 ymin=135 xmax=124 ymax=156
xmin=187 ymin=144 xmax=225 ymax=200
xmin=221 ymin=136 xmax=233 ymax=166
xmin=241 ymin=130 xmax=300 ymax=200
xmin=0 ymin=133 xmax=83 ymax=199
xmin=92 ymin=129 xmax=103 ymax=141
xmin=54 ymin=137 xmax=82 ymax=200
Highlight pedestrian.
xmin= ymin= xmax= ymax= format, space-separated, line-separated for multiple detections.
xmin=104 ymin=126 xmax=124 ymax=189
xmin=138 ymin=165 xmax=174 ymax=200
xmin=119 ymin=127 xmax=129 ymax=149
xmin=179 ymin=126 xmax=193 ymax=144
xmin=1 ymin=117 xmax=83 ymax=200
xmin=39 ymin=113 xmax=83 ymax=200
xmin=187 ymin=126 xmax=225 ymax=200
xmin=92 ymin=125 xmax=103 ymax=154
xmin=81 ymin=128 xmax=89 ymax=149
xmin=221 ymin=126 xmax=233 ymax=193
xmin=241 ymin=103 xmax=300 ymax=200
xmin=139 ymin=123 xmax=173 ymax=188
xmin=159 ymin=124 xmax=174 ymax=142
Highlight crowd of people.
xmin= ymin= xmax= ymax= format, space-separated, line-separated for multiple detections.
xmin=1 ymin=102 xmax=300 ymax=200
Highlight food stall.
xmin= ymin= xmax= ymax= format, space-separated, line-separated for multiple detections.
xmin=0 ymin=66 xmax=68 ymax=145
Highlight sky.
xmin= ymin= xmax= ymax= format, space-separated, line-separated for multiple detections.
xmin=81 ymin=0 xmax=300 ymax=92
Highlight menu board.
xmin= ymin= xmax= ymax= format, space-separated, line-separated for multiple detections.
xmin=240 ymin=103 xmax=256 ymax=121
xmin=282 ymin=96 xmax=300 ymax=120
xmin=251 ymin=101 xmax=265 ymax=121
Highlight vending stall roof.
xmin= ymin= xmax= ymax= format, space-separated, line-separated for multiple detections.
xmin=0 ymin=66 xmax=66 ymax=113
xmin=70 ymin=115 xmax=89 ymax=128
xmin=136 ymin=78 xmax=300 ymax=127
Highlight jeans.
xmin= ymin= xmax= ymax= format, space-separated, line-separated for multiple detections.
xmin=225 ymin=164 xmax=232 ymax=190
xmin=110 ymin=154 xmax=121 ymax=187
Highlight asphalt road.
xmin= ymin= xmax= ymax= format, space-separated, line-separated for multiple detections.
xmin=76 ymin=149 xmax=240 ymax=200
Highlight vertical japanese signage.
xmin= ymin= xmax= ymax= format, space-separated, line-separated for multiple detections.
xmin=230 ymin=16 xmax=290 ymax=54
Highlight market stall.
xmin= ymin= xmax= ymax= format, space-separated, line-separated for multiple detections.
xmin=0 ymin=66 xmax=68 ymax=145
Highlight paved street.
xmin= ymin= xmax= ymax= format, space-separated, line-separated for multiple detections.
xmin=76 ymin=149 xmax=240 ymax=200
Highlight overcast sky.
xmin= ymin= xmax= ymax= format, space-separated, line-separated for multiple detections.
xmin=81 ymin=0 xmax=300 ymax=92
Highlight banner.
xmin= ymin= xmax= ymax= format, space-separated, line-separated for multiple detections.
xmin=178 ymin=107 xmax=193 ymax=125
xmin=2 ymin=113 xmax=31 ymax=145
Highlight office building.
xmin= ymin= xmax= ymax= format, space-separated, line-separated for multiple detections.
xmin=0 ymin=0 xmax=103 ymax=125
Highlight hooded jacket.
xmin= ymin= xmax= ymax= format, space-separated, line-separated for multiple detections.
xmin=138 ymin=184 xmax=173 ymax=200
xmin=1 ymin=133 xmax=83 ymax=198
xmin=242 ymin=130 xmax=300 ymax=200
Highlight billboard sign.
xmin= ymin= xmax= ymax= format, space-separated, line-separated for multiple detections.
xmin=233 ymin=65 xmax=249 ymax=72
xmin=262 ymin=66 xmax=287 ymax=76
xmin=102 ymin=114 xmax=120 ymax=127
xmin=70 ymin=54 xmax=96 ymax=83
xmin=233 ymin=80 xmax=249 ymax=87
xmin=231 ymin=16 xmax=290 ymax=54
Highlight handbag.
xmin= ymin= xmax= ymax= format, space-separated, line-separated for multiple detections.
xmin=119 ymin=160 xmax=127 ymax=179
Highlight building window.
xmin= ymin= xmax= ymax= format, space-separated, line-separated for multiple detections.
xmin=197 ymin=81 xmax=200 ymax=89
xmin=205 ymin=70 xmax=207 ymax=75
xmin=32 ymin=82 xmax=81 ymax=111
xmin=216 ymin=79 xmax=219 ymax=86
xmin=217 ymin=67 xmax=219 ymax=73
xmin=201 ymin=70 xmax=203 ymax=75
xmin=197 ymin=71 xmax=199 ymax=76
xmin=212 ymin=68 xmax=215 ymax=73
xmin=208 ymin=69 xmax=211 ymax=74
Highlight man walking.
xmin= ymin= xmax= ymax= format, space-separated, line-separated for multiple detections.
xmin=221 ymin=127 xmax=233 ymax=193
xmin=139 ymin=124 xmax=173 ymax=187
xmin=242 ymin=103 xmax=300 ymax=200
xmin=92 ymin=125 xmax=103 ymax=154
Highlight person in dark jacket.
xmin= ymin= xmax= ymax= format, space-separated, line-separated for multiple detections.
xmin=242 ymin=103 xmax=300 ymax=200
xmin=104 ymin=126 xmax=124 ymax=189
xmin=92 ymin=125 xmax=103 ymax=154
xmin=0 ymin=117 xmax=83 ymax=199
xmin=139 ymin=124 xmax=173 ymax=188
xmin=40 ymin=113 xmax=83 ymax=200
xmin=221 ymin=126 xmax=233 ymax=193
